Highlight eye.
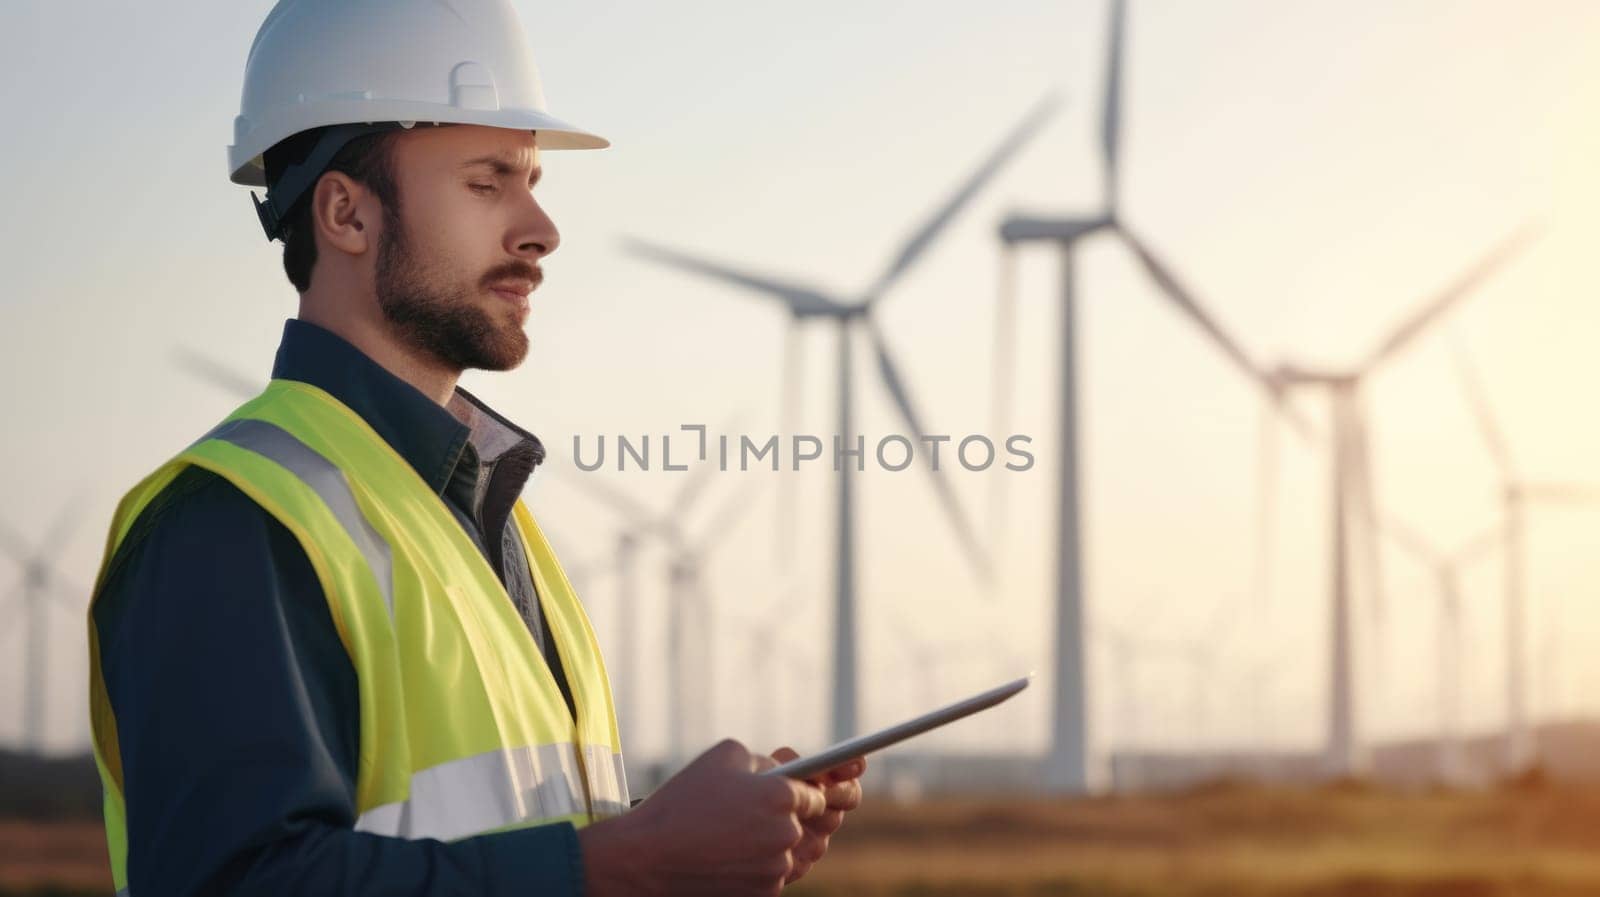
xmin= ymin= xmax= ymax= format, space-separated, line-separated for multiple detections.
xmin=469 ymin=182 xmax=498 ymax=195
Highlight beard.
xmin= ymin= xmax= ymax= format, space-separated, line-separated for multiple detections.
xmin=374 ymin=208 xmax=533 ymax=372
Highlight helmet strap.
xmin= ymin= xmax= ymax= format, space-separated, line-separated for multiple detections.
xmin=254 ymin=122 xmax=401 ymax=242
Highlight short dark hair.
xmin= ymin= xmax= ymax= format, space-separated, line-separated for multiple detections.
xmin=264 ymin=128 xmax=403 ymax=293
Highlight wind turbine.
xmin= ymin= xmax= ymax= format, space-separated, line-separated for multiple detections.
xmin=555 ymin=472 xmax=702 ymax=757
xmin=993 ymin=0 xmax=1310 ymax=793
xmin=1449 ymin=337 xmax=1600 ymax=776
xmin=725 ymin=575 xmax=817 ymax=752
xmin=1094 ymin=622 xmax=1149 ymax=766
xmin=1265 ymin=230 xmax=1532 ymax=779
xmin=1104 ymin=629 xmax=1222 ymax=767
xmin=1379 ymin=514 xmax=1499 ymax=786
xmin=877 ymin=609 xmax=1000 ymax=791
xmin=1088 ymin=590 xmax=1166 ymax=764
xmin=2 ymin=507 xmax=86 ymax=754
xmin=562 ymin=466 xmax=765 ymax=768
xmin=623 ymin=95 xmax=1057 ymax=744
xmin=549 ymin=530 xmax=645 ymax=744
xmin=555 ymin=538 xmax=627 ymax=620
xmin=1233 ymin=651 xmax=1298 ymax=756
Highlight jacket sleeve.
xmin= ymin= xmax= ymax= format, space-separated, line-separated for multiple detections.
xmin=93 ymin=467 xmax=586 ymax=897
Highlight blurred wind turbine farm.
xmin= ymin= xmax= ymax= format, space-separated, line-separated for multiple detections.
xmin=6 ymin=1 xmax=1600 ymax=815
xmin=621 ymin=93 xmax=1059 ymax=748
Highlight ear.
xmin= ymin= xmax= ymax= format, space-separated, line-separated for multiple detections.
xmin=309 ymin=171 xmax=375 ymax=257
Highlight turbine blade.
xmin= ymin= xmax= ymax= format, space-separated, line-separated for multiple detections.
xmin=1118 ymin=227 xmax=1256 ymax=380
xmin=866 ymin=322 xmax=992 ymax=583
xmin=0 ymin=519 xmax=29 ymax=565
xmin=1448 ymin=333 xmax=1516 ymax=479
xmin=1377 ymin=511 xmax=1441 ymax=568
xmin=667 ymin=459 xmax=718 ymax=521
xmin=173 ymin=346 xmax=262 ymax=399
xmin=562 ymin=556 xmax=619 ymax=586
xmin=45 ymin=580 xmax=90 ymax=612
xmin=0 ymin=580 xmax=24 ymax=617
xmin=776 ymin=323 xmax=803 ymax=570
xmin=1350 ymin=400 xmax=1386 ymax=631
xmin=988 ymin=246 xmax=1020 ymax=550
xmin=864 ymin=92 xmax=1060 ymax=302
xmin=1117 ymin=226 xmax=1316 ymax=439
xmin=1254 ymin=394 xmax=1279 ymax=609
xmin=37 ymin=496 xmax=86 ymax=561
xmin=1363 ymin=226 xmax=1537 ymax=373
xmin=622 ymin=238 xmax=841 ymax=317
xmin=556 ymin=473 xmax=669 ymax=540
xmin=1453 ymin=522 xmax=1504 ymax=566
xmin=694 ymin=478 xmax=768 ymax=558
xmin=1102 ymin=0 xmax=1128 ymax=214
xmin=668 ymin=411 xmax=747 ymax=519
xmin=1521 ymin=482 xmax=1600 ymax=505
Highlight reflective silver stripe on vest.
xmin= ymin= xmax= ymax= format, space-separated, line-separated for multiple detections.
xmin=354 ymin=743 xmax=628 ymax=840
xmin=203 ymin=419 xmax=396 ymax=617
xmin=117 ymin=889 xmax=130 ymax=897
xmin=582 ymin=743 xmax=632 ymax=817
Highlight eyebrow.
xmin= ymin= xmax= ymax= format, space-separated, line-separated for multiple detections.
xmin=459 ymin=154 xmax=542 ymax=187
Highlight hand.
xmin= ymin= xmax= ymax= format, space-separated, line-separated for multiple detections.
xmin=578 ymin=739 xmax=827 ymax=897
xmin=767 ymin=747 xmax=866 ymax=885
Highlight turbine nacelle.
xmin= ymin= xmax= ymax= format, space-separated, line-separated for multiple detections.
xmin=789 ymin=296 xmax=859 ymax=320
xmin=1269 ymin=364 xmax=1359 ymax=389
xmin=998 ymin=215 xmax=1111 ymax=246
xmin=1513 ymin=482 xmax=1600 ymax=506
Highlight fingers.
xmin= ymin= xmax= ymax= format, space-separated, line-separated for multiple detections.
xmin=786 ymin=778 xmax=826 ymax=820
xmin=763 ymin=749 xmax=858 ymax=888
xmin=822 ymin=756 xmax=867 ymax=783
xmin=822 ymin=776 xmax=862 ymax=812
xmin=709 ymin=738 xmax=754 ymax=770
xmin=750 ymin=752 xmax=779 ymax=774
xmin=785 ymin=844 xmax=821 ymax=884
xmin=785 ymin=826 xmax=832 ymax=884
xmin=802 ymin=808 xmax=845 ymax=838
xmin=800 ymin=755 xmax=869 ymax=787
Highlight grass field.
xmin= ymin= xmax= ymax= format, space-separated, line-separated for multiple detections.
xmin=6 ymin=782 xmax=1600 ymax=896
xmin=789 ymin=781 xmax=1600 ymax=897
xmin=0 ymin=820 xmax=108 ymax=897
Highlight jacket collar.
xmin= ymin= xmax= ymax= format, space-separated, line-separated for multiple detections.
xmin=270 ymin=319 xmax=544 ymax=496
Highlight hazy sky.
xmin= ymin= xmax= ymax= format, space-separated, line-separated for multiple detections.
xmin=2 ymin=1 xmax=1599 ymax=781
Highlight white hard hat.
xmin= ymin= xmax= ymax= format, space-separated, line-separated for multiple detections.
xmin=230 ymin=0 xmax=607 ymax=238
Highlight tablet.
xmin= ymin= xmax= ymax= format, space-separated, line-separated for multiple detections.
xmin=763 ymin=674 xmax=1032 ymax=780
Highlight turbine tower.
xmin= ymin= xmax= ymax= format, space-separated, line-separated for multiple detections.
xmin=2 ymin=507 xmax=84 ymax=754
xmin=623 ymin=96 xmax=1057 ymax=743
xmin=1380 ymin=514 xmax=1500 ymax=786
xmin=994 ymin=0 xmax=1308 ymax=792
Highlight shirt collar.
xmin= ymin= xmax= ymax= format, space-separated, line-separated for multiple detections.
xmin=269 ymin=319 xmax=544 ymax=495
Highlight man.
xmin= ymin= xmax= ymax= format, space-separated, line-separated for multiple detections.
xmin=85 ymin=1 xmax=864 ymax=894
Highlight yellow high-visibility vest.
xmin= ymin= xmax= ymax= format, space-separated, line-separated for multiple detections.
xmin=86 ymin=379 xmax=628 ymax=896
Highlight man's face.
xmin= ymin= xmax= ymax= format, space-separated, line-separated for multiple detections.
xmin=374 ymin=124 xmax=559 ymax=372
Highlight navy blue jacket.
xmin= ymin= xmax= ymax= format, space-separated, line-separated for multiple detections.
xmin=94 ymin=320 xmax=587 ymax=896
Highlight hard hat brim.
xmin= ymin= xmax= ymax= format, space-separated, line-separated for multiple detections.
xmin=228 ymin=101 xmax=608 ymax=188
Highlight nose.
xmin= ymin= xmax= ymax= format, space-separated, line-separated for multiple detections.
xmin=509 ymin=193 xmax=561 ymax=260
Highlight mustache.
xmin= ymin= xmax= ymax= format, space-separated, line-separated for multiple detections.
xmin=480 ymin=260 xmax=543 ymax=291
